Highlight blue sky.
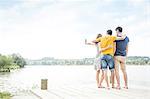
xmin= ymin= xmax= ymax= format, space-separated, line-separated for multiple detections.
xmin=0 ymin=0 xmax=150 ymax=59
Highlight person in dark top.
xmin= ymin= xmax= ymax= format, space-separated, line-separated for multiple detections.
xmin=115 ymin=37 xmax=129 ymax=56
xmin=114 ymin=27 xmax=129 ymax=89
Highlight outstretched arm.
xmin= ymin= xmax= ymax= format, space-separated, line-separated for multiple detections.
xmin=85 ymin=39 xmax=95 ymax=45
xmin=92 ymin=37 xmax=101 ymax=43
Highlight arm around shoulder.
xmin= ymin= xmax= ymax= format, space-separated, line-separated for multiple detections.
xmin=116 ymin=34 xmax=126 ymax=40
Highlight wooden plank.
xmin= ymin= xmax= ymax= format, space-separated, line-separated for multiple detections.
xmin=31 ymin=84 xmax=150 ymax=99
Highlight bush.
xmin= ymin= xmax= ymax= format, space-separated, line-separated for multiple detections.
xmin=0 ymin=92 xmax=11 ymax=99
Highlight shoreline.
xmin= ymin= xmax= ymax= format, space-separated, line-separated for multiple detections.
xmin=0 ymin=65 xmax=150 ymax=98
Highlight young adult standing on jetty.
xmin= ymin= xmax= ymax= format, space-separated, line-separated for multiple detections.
xmin=114 ymin=27 xmax=129 ymax=89
xmin=85 ymin=34 xmax=112 ymax=88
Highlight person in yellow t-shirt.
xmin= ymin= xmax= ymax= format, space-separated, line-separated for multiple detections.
xmin=93 ymin=30 xmax=126 ymax=89
xmin=96 ymin=33 xmax=116 ymax=56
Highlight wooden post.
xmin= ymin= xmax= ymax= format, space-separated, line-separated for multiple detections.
xmin=41 ymin=79 xmax=48 ymax=90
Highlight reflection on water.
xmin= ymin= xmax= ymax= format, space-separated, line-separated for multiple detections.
xmin=0 ymin=65 xmax=150 ymax=94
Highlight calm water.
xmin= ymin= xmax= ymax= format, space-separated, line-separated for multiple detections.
xmin=0 ymin=65 xmax=150 ymax=94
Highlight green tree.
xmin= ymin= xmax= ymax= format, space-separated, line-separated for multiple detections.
xmin=11 ymin=53 xmax=26 ymax=68
xmin=0 ymin=55 xmax=14 ymax=70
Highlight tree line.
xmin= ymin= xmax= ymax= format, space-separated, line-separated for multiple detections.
xmin=26 ymin=56 xmax=150 ymax=66
xmin=126 ymin=56 xmax=150 ymax=65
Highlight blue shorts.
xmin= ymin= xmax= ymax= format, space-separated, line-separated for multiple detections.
xmin=101 ymin=55 xmax=114 ymax=71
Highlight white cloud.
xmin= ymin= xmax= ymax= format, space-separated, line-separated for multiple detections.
xmin=0 ymin=2 xmax=93 ymax=59
xmin=0 ymin=0 xmax=149 ymax=59
xmin=127 ymin=0 xmax=146 ymax=6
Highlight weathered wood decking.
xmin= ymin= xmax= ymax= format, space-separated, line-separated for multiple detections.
xmin=30 ymin=84 xmax=150 ymax=99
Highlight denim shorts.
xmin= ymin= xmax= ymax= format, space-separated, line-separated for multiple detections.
xmin=101 ymin=54 xmax=114 ymax=71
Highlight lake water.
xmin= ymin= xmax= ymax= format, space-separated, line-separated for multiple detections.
xmin=0 ymin=65 xmax=150 ymax=94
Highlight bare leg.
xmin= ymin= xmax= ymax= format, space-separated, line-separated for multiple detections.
xmin=110 ymin=75 xmax=112 ymax=84
xmin=113 ymin=70 xmax=116 ymax=84
xmin=96 ymin=70 xmax=100 ymax=87
xmin=98 ymin=70 xmax=104 ymax=88
xmin=114 ymin=57 xmax=121 ymax=89
xmin=104 ymin=70 xmax=109 ymax=89
xmin=120 ymin=62 xmax=128 ymax=89
xmin=111 ymin=70 xmax=115 ymax=88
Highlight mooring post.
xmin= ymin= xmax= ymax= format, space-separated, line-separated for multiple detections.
xmin=41 ymin=79 xmax=48 ymax=90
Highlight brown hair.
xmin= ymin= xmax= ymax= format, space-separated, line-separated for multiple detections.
xmin=96 ymin=33 xmax=102 ymax=39
xmin=95 ymin=33 xmax=102 ymax=44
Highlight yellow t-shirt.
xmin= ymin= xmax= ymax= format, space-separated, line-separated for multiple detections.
xmin=96 ymin=35 xmax=116 ymax=56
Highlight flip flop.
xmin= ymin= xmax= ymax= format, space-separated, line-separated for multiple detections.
xmin=115 ymin=86 xmax=121 ymax=90
xmin=123 ymin=86 xmax=128 ymax=89
xmin=98 ymin=86 xmax=105 ymax=88
xmin=112 ymin=86 xmax=115 ymax=89
xmin=106 ymin=87 xmax=110 ymax=90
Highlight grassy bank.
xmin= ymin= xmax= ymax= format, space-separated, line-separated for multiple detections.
xmin=0 ymin=65 xmax=20 ymax=72
xmin=0 ymin=92 xmax=11 ymax=99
